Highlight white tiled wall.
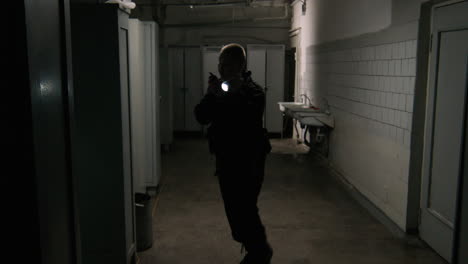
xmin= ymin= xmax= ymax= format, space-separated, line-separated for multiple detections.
xmin=308 ymin=40 xmax=416 ymax=147
xmin=304 ymin=39 xmax=417 ymax=229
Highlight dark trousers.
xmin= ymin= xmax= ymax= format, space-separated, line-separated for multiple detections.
xmin=216 ymin=150 xmax=268 ymax=252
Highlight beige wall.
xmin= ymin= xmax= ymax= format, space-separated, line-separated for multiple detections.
xmin=292 ymin=0 xmax=392 ymax=45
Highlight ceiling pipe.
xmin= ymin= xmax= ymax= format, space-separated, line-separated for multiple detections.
xmin=137 ymin=0 xmax=290 ymax=26
xmin=202 ymin=34 xmax=278 ymax=44
xmin=162 ymin=21 xmax=290 ymax=27
xmin=253 ymin=4 xmax=288 ymax=20
xmin=161 ymin=0 xmax=248 ymax=7
xmin=159 ymin=0 xmax=286 ymax=7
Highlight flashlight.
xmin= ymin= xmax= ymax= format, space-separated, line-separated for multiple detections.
xmin=221 ymin=81 xmax=229 ymax=92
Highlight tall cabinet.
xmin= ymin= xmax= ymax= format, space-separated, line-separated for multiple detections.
xmin=70 ymin=5 xmax=135 ymax=264
xmin=247 ymin=45 xmax=285 ymax=134
xmin=202 ymin=46 xmax=222 ymax=94
xmin=170 ymin=47 xmax=203 ymax=132
xmin=159 ymin=48 xmax=174 ymax=148
xmin=128 ymin=19 xmax=161 ymax=193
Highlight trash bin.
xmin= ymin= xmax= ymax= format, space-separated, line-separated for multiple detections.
xmin=135 ymin=193 xmax=153 ymax=252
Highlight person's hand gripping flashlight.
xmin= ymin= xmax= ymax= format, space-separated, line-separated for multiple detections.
xmin=208 ymin=72 xmax=229 ymax=95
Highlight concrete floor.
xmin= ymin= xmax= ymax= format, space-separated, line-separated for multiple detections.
xmin=138 ymin=137 xmax=446 ymax=264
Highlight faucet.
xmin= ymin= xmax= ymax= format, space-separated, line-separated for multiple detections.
xmin=322 ymin=97 xmax=330 ymax=114
xmin=299 ymin=94 xmax=312 ymax=106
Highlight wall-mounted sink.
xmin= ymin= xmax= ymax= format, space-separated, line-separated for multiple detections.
xmin=278 ymin=102 xmax=304 ymax=112
xmin=278 ymin=102 xmax=322 ymax=113
xmin=286 ymin=105 xmax=321 ymax=112
xmin=299 ymin=117 xmax=325 ymax=127
xmin=295 ymin=112 xmax=328 ymax=118
xmin=278 ymin=101 xmax=334 ymax=128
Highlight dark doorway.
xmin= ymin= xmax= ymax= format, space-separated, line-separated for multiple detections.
xmin=283 ymin=48 xmax=296 ymax=138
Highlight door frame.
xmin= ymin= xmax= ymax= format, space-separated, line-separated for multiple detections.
xmin=410 ymin=0 xmax=468 ymax=261
xmin=22 ymin=0 xmax=80 ymax=263
xmin=453 ymin=64 xmax=468 ymax=263
xmin=406 ymin=0 xmax=468 ymax=234
xmin=289 ymin=27 xmax=301 ymax=103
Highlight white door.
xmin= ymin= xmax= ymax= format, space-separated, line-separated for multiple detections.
xmin=159 ymin=48 xmax=173 ymax=145
xmin=201 ymin=46 xmax=220 ymax=135
xmin=170 ymin=47 xmax=203 ymax=132
xmin=141 ymin=21 xmax=160 ymax=188
xmin=247 ymin=46 xmax=267 ymax=87
xmin=118 ymin=15 xmax=136 ymax=255
xmin=266 ymin=46 xmax=285 ymax=133
xmin=170 ymin=48 xmax=185 ymax=131
xmin=420 ymin=1 xmax=468 ymax=261
xmin=247 ymin=46 xmax=267 ymax=128
xmin=202 ymin=46 xmax=222 ymax=94
xmin=184 ymin=48 xmax=203 ymax=132
xmin=129 ymin=21 xmax=160 ymax=192
xmin=128 ymin=19 xmax=146 ymax=193
xmin=247 ymin=45 xmax=285 ymax=133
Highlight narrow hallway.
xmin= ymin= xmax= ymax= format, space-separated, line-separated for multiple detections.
xmin=139 ymin=138 xmax=445 ymax=264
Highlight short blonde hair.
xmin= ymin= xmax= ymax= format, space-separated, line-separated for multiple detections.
xmin=220 ymin=43 xmax=246 ymax=67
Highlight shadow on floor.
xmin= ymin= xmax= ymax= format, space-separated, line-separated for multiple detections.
xmin=138 ymin=138 xmax=446 ymax=264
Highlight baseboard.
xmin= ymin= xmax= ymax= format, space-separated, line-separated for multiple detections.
xmin=311 ymin=152 xmax=417 ymax=240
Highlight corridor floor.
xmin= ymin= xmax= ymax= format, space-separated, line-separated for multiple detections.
xmin=138 ymin=138 xmax=446 ymax=264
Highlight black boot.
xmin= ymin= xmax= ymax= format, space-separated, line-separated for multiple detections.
xmin=240 ymin=242 xmax=273 ymax=264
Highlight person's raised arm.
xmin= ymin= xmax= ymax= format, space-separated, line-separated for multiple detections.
xmin=194 ymin=73 xmax=221 ymax=125
xmin=245 ymin=79 xmax=266 ymax=122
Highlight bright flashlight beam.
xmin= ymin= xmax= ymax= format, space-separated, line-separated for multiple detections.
xmin=221 ymin=82 xmax=229 ymax=92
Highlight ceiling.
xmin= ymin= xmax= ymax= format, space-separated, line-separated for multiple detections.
xmin=139 ymin=0 xmax=290 ymax=7
xmin=132 ymin=0 xmax=292 ymax=25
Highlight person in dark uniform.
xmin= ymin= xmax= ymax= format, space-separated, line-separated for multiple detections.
xmin=194 ymin=43 xmax=273 ymax=264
